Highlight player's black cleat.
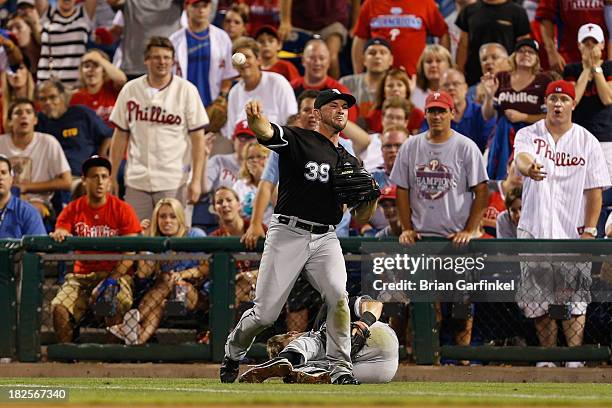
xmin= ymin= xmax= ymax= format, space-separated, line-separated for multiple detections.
xmin=332 ymin=373 xmax=360 ymax=385
xmin=220 ymin=356 xmax=240 ymax=383
xmin=239 ymin=357 xmax=293 ymax=383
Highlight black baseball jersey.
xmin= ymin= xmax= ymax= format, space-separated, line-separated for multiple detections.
xmin=259 ymin=124 xmax=360 ymax=225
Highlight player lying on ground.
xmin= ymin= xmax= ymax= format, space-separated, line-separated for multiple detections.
xmin=239 ymin=296 xmax=399 ymax=384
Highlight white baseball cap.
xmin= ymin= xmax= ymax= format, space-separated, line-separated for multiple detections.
xmin=577 ymin=23 xmax=604 ymax=44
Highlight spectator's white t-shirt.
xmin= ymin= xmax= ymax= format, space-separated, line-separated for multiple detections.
xmin=223 ymin=71 xmax=297 ymax=138
xmin=0 ymin=132 xmax=71 ymax=205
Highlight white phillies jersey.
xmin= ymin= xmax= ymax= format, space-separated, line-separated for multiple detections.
xmin=110 ymin=75 xmax=208 ymax=192
xmin=514 ymin=120 xmax=610 ymax=238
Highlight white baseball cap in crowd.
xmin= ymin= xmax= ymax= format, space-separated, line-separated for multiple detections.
xmin=16 ymin=0 xmax=36 ymax=7
xmin=577 ymin=23 xmax=604 ymax=44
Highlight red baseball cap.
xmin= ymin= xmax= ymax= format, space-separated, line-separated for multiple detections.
xmin=424 ymin=91 xmax=454 ymax=111
xmin=545 ymin=80 xmax=575 ymax=100
xmin=379 ymin=185 xmax=397 ymax=201
xmin=233 ymin=120 xmax=256 ymax=139
xmin=255 ymin=25 xmax=280 ymax=41
xmin=185 ymin=0 xmax=210 ymax=5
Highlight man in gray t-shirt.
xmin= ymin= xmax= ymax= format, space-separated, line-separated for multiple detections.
xmin=390 ymin=90 xmax=489 ymax=245
xmin=107 ymin=0 xmax=182 ymax=77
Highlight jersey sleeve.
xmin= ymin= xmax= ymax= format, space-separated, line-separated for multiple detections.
xmin=261 ymin=151 xmax=280 ymax=184
xmin=109 ymin=87 xmax=130 ymax=132
xmin=205 ymin=155 xmax=221 ymax=192
xmin=584 ymin=136 xmax=612 ymax=190
xmin=257 ymin=123 xmax=294 ymax=154
xmin=185 ymin=82 xmax=209 ymax=132
xmin=55 ymin=202 xmax=76 ymax=232
xmin=221 ymin=32 xmax=239 ymax=80
xmin=389 ymin=139 xmax=412 ymax=189
xmin=20 ymin=202 xmax=46 ymax=236
xmin=118 ymin=201 xmax=143 ymax=235
xmin=513 ymin=127 xmax=536 ymax=158
xmin=464 ymin=139 xmax=489 ymax=188
xmin=353 ymin=0 xmax=372 ymax=39
xmin=426 ymin=0 xmax=449 ymax=38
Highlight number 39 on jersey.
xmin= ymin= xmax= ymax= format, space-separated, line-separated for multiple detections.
xmin=304 ymin=161 xmax=331 ymax=183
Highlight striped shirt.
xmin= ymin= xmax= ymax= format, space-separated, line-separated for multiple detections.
xmin=38 ymin=4 xmax=92 ymax=87
xmin=515 ymin=120 xmax=611 ymax=239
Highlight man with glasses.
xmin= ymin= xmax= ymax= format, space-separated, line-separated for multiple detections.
xmin=422 ymin=68 xmax=495 ymax=153
xmin=391 ymin=90 xmax=489 ymax=246
xmin=0 ymin=154 xmax=45 ymax=238
xmin=109 ymin=36 xmax=208 ymax=220
xmin=36 ymin=80 xmax=112 ymax=180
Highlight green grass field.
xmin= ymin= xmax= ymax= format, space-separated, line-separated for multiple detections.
xmin=0 ymin=378 xmax=611 ymax=407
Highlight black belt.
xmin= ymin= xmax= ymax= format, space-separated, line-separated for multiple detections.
xmin=277 ymin=215 xmax=332 ymax=234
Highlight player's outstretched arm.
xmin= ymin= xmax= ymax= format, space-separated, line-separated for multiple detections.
xmin=245 ymin=101 xmax=274 ymax=141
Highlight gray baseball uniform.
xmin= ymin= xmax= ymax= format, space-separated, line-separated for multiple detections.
xmin=284 ymin=321 xmax=399 ymax=384
xmin=224 ymin=124 xmax=360 ymax=381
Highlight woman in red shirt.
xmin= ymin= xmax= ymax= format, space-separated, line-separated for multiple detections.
xmin=366 ymin=68 xmax=424 ymax=135
xmin=70 ymin=49 xmax=127 ymax=126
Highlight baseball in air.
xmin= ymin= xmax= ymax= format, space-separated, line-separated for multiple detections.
xmin=232 ymin=52 xmax=246 ymax=66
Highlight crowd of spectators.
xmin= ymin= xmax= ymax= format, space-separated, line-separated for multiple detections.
xmin=0 ymin=0 xmax=610 ymax=365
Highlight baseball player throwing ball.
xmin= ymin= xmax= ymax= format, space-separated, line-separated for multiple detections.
xmin=220 ymin=89 xmax=379 ymax=385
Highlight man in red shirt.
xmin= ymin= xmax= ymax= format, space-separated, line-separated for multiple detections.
xmin=291 ymin=39 xmax=358 ymax=122
xmin=50 ymin=156 xmax=142 ymax=343
xmin=352 ymin=0 xmax=449 ymax=76
xmin=537 ymin=0 xmax=608 ymax=73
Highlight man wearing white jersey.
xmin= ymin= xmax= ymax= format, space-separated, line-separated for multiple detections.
xmin=514 ymin=80 xmax=610 ymax=367
xmin=222 ymin=37 xmax=297 ymax=139
xmin=109 ymin=36 xmax=208 ymax=220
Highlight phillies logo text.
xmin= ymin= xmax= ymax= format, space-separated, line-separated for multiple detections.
xmin=534 ymin=138 xmax=586 ymax=166
xmin=127 ymin=101 xmax=182 ymax=125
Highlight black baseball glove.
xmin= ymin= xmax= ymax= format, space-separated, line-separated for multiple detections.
xmin=350 ymin=321 xmax=371 ymax=358
xmin=332 ymin=163 xmax=380 ymax=208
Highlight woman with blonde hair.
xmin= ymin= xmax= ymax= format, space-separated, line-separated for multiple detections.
xmin=411 ymin=44 xmax=453 ymax=110
xmin=109 ymin=198 xmax=208 ymax=345
xmin=1 ymin=62 xmax=35 ymax=132
xmin=232 ymin=140 xmax=274 ymax=225
xmin=70 ymin=49 xmax=127 ymax=125
xmin=366 ymin=68 xmax=424 ymax=134
xmin=482 ymin=39 xmax=553 ymax=179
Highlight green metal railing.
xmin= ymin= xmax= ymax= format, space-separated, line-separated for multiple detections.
xmin=11 ymin=236 xmax=612 ymax=364
xmin=0 ymin=239 xmax=20 ymax=360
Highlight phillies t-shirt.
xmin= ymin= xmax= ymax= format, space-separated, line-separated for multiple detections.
xmin=390 ymin=130 xmax=489 ymax=237
xmin=564 ymin=61 xmax=612 ymax=143
xmin=353 ymin=0 xmax=448 ymax=75
xmin=70 ymin=81 xmax=119 ymax=126
xmin=55 ymin=194 xmax=142 ymax=274
xmin=536 ymin=0 xmax=607 ymax=64
xmin=494 ymin=71 xmax=553 ymax=116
